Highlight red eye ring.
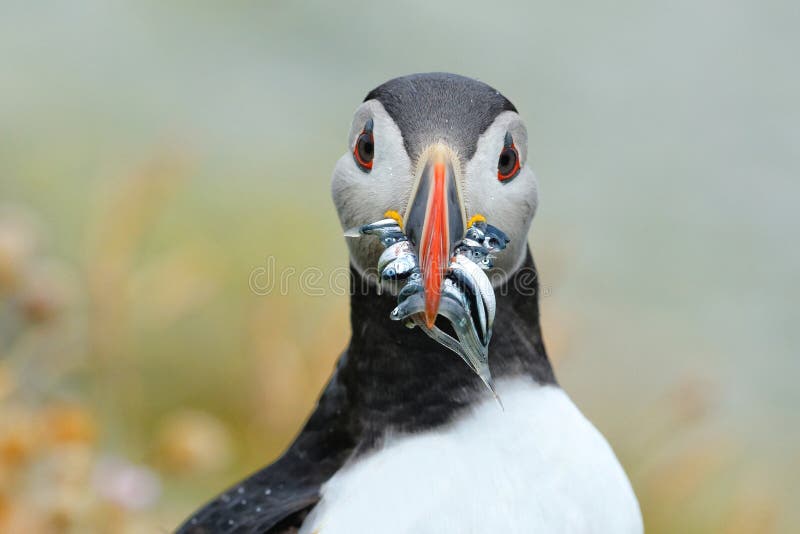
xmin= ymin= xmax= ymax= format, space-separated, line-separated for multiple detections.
xmin=497 ymin=132 xmax=520 ymax=182
xmin=353 ymin=119 xmax=375 ymax=172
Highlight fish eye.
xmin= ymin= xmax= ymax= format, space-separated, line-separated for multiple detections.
xmin=353 ymin=118 xmax=374 ymax=172
xmin=497 ymin=132 xmax=520 ymax=183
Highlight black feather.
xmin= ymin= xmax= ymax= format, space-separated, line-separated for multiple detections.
xmin=176 ymin=250 xmax=552 ymax=533
xmin=364 ymin=72 xmax=517 ymax=162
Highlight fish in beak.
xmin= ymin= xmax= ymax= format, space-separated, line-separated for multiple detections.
xmin=403 ymin=144 xmax=466 ymax=328
xmin=344 ymin=144 xmax=510 ymax=398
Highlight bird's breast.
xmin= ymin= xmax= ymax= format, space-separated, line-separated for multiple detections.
xmin=299 ymin=378 xmax=642 ymax=534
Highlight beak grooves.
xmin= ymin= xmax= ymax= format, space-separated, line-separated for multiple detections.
xmin=419 ymin=161 xmax=449 ymax=327
xmin=404 ymin=146 xmax=465 ymax=329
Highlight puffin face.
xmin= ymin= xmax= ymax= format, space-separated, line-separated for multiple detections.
xmin=332 ymin=73 xmax=538 ymax=288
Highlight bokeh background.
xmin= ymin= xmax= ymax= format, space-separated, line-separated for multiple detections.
xmin=1 ymin=1 xmax=798 ymax=532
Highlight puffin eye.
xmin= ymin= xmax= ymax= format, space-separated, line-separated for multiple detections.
xmin=353 ymin=118 xmax=375 ymax=172
xmin=497 ymin=132 xmax=520 ymax=183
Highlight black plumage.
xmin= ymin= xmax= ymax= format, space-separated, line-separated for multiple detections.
xmin=365 ymin=72 xmax=517 ymax=161
xmin=177 ymin=251 xmax=553 ymax=533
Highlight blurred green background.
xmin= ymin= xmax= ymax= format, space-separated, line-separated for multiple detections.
xmin=1 ymin=1 xmax=798 ymax=532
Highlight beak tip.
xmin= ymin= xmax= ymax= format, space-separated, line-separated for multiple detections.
xmin=424 ymin=311 xmax=437 ymax=329
xmin=423 ymin=278 xmax=442 ymax=328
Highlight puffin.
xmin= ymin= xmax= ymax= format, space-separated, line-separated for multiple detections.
xmin=177 ymin=73 xmax=643 ymax=533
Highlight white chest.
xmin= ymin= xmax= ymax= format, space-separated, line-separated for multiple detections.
xmin=300 ymin=379 xmax=642 ymax=534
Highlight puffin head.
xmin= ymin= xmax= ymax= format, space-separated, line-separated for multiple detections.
xmin=333 ymin=73 xmax=538 ymax=304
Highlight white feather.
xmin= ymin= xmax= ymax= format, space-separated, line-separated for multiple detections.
xmin=300 ymin=378 xmax=642 ymax=534
xmin=331 ymin=105 xmax=539 ymax=289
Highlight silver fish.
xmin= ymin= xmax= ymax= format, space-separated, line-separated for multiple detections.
xmin=345 ymin=218 xmax=406 ymax=247
xmin=436 ymin=280 xmax=496 ymax=398
xmin=447 ymin=261 xmax=488 ymax=344
xmin=382 ymin=256 xmax=419 ymax=280
xmin=453 ymin=254 xmax=496 ymax=336
xmin=483 ymin=223 xmax=510 ymax=251
xmin=454 ymin=242 xmax=494 ymax=270
xmin=352 ymin=214 xmax=508 ymax=400
xmin=390 ymin=278 xmax=497 ymax=399
xmin=465 ymin=221 xmax=510 ymax=252
xmin=377 ymin=240 xmax=416 ymax=275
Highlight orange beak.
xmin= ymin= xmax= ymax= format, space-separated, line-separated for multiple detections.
xmin=404 ymin=146 xmax=465 ymax=328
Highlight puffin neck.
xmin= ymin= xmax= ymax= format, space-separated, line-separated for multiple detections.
xmin=340 ymin=248 xmax=555 ymax=438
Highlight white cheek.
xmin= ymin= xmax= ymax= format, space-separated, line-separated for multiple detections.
xmin=463 ymin=116 xmax=539 ymax=280
xmin=333 ymin=102 xmax=415 ymax=231
xmin=464 ymin=153 xmax=538 ymax=229
xmin=331 ymin=102 xmax=415 ymax=275
xmin=464 ymin=165 xmax=538 ymax=261
xmin=331 ymin=156 xmax=378 ymax=229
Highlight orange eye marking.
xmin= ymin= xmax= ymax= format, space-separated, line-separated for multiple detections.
xmin=498 ymin=132 xmax=521 ymax=182
xmin=353 ymin=119 xmax=375 ymax=172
